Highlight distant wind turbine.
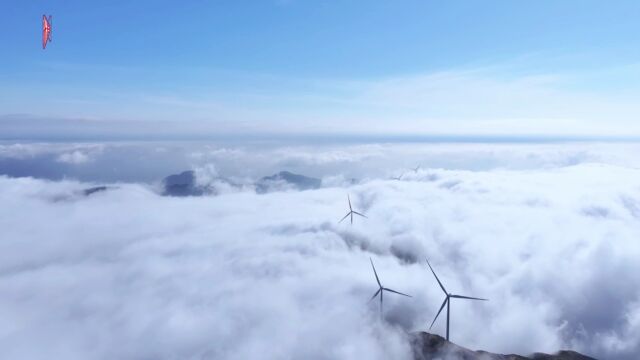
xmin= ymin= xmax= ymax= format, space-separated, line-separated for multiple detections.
xmin=412 ymin=165 xmax=421 ymax=173
xmin=426 ymin=258 xmax=487 ymax=341
xmin=390 ymin=173 xmax=404 ymax=180
xmin=339 ymin=194 xmax=367 ymax=225
xmin=369 ymin=257 xmax=411 ymax=319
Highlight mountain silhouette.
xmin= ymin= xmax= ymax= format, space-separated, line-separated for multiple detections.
xmin=162 ymin=170 xmax=207 ymax=197
xmin=255 ymin=171 xmax=321 ymax=194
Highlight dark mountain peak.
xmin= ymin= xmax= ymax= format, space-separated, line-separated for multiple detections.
xmin=262 ymin=171 xmax=320 ymax=185
xmin=163 ymin=170 xmax=195 ymax=186
xmin=410 ymin=332 xmax=596 ymax=360
xmin=256 ymin=171 xmax=321 ymax=194
xmin=162 ymin=170 xmax=205 ymax=197
xmin=82 ymin=186 xmax=110 ymax=196
xmin=161 ymin=170 xmax=243 ymax=197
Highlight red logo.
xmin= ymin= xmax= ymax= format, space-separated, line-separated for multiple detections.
xmin=42 ymin=15 xmax=52 ymax=49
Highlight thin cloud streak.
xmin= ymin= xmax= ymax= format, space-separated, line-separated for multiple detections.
xmin=3 ymin=63 xmax=640 ymax=137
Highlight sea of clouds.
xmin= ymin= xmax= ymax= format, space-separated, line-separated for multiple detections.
xmin=1 ymin=141 xmax=640 ymax=359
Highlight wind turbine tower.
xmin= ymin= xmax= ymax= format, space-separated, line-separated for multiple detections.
xmin=369 ymin=258 xmax=411 ymax=319
xmin=426 ymin=258 xmax=487 ymax=341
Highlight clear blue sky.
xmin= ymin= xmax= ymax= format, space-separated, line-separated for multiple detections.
xmin=2 ymin=1 xmax=640 ymax=138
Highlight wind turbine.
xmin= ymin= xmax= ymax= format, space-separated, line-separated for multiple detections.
xmin=339 ymin=194 xmax=367 ymax=225
xmin=390 ymin=173 xmax=404 ymax=180
xmin=426 ymin=258 xmax=487 ymax=341
xmin=412 ymin=165 xmax=421 ymax=173
xmin=369 ymin=257 xmax=411 ymax=319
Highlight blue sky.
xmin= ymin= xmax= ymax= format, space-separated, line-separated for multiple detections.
xmin=2 ymin=1 xmax=640 ymax=138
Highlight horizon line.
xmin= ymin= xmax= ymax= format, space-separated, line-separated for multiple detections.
xmin=3 ymin=133 xmax=640 ymax=144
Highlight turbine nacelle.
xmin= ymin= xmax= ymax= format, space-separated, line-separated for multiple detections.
xmin=339 ymin=194 xmax=367 ymax=225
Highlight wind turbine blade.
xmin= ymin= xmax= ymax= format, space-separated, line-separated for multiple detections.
xmin=370 ymin=258 xmax=381 ymax=287
xmin=426 ymin=258 xmax=447 ymax=295
xmin=338 ymin=213 xmax=350 ymax=223
xmin=348 ymin=195 xmax=352 ymax=211
xmin=450 ymin=295 xmax=488 ymax=301
xmin=350 ymin=212 xmax=353 ymax=225
xmin=430 ymin=297 xmax=448 ymax=329
xmin=368 ymin=288 xmax=381 ymax=303
xmin=352 ymin=211 xmax=367 ymax=218
xmin=383 ymin=288 xmax=411 ymax=297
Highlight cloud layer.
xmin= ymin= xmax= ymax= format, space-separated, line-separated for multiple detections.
xmin=1 ymin=142 xmax=640 ymax=359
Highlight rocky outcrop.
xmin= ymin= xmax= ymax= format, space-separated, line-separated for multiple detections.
xmin=410 ymin=332 xmax=596 ymax=360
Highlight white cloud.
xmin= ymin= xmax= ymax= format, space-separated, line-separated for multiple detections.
xmin=56 ymin=150 xmax=92 ymax=164
xmin=1 ymin=143 xmax=640 ymax=359
xmin=0 ymin=142 xmax=102 ymax=160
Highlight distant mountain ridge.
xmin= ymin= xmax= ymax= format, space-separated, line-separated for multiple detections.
xmin=161 ymin=170 xmax=321 ymax=196
xmin=410 ymin=332 xmax=596 ymax=360
xmin=255 ymin=170 xmax=321 ymax=193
